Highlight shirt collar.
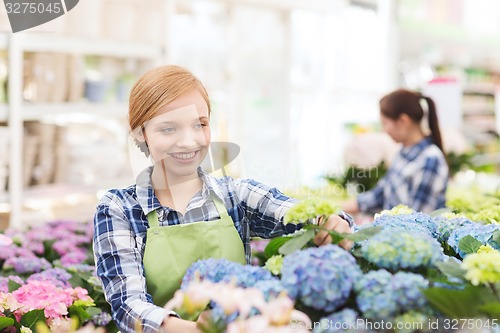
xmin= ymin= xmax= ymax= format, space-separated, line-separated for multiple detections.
xmin=135 ymin=166 xmax=225 ymax=216
xmin=198 ymin=167 xmax=226 ymax=202
xmin=400 ymin=136 xmax=433 ymax=161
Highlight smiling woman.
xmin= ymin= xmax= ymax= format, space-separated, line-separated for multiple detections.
xmin=93 ymin=64 xmax=354 ymax=333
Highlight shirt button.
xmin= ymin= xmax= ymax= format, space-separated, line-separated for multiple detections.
xmin=153 ymin=229 xmax=159 ymax=235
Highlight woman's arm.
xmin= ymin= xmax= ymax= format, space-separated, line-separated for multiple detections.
xmin=408 ymin=155 xmax=448 ymax=213
xmin=355 ymin=176 xmax=386 ymax=213
xmin=234 ymin=178 xmax=353 ymax=249
xmin=94 ymin=193 xmax=170 ymax=333
xmin=234 ymin=178 xmax=301 ymax=238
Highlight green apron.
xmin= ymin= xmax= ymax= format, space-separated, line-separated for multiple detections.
xmin=143 ymin=196 xmax=246 ymax=306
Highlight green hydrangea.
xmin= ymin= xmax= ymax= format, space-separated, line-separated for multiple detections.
xmin=361 ymin=227 xmax=443 ymax=270
xmin=393 ymin=311 xmax=429 ymax=333
xmin=440 ymin=211 xmax=466 ymax=220
xmin=469 ymin=207 xmax=500 ymax=224
xmin=446 ymin=188 xmax=500 ymax=224
xmin=374 ymin=204 xmax=414 ymax=219
xmin=264 ymin=255 xmax=284 ymax=275
xmin=461 ymin=245 xmax=500 ymax=286
xmin=283 ymin=198 xmax=339 ymax=225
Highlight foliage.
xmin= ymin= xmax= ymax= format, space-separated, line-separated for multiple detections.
xmin=247 ymin=199 xmax=500 ymax=332
xmin=324 ymin=162 xmax=387 ymax=193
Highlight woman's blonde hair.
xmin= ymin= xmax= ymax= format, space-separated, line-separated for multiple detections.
xmin=129 ymin=65 xmax=211 ymax=132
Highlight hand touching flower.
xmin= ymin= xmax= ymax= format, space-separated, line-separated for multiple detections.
xmin=284 ymin=198 xmax=353 ymax=250
xmin=314 ymin=215 xmax=353 ymax=250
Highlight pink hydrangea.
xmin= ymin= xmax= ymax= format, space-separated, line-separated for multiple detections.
xmin=10 ymin=280 xmax=93 ymax=323
xmin=0 ymin=234 xmax=13 ymax=246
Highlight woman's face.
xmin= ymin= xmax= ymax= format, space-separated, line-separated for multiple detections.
xmin=142 ymin=89 xmax=211 ymax=180
xmin=380 ymin=113 xmax=406 ymax=143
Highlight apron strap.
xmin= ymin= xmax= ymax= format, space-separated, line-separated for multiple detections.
xmin=147 ymin=194 xmax=230 ymax=226
xmin=211 ymin=194 xmax=230 ymax=220
xmin=148 ymin=209 xmax=160 ymax=228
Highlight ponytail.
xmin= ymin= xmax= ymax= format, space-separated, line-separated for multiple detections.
xmin=422 ymin=96 xmax=444 ymax=154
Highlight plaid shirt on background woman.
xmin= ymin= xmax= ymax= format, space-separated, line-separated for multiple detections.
xmin=357 ymin=137 xmax=449 ymax=214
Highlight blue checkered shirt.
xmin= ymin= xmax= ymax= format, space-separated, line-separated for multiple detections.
xmin=93 ymin=167 xmax=303 ymax=333
xmin=357 ymin=137 xmax=448 ymax=214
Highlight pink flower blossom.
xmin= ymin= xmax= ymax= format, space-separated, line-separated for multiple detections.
xmin=0 ymin=234 xmax=13 ymax=246
xmin=7 ymin=280 xmax=93 ymax=323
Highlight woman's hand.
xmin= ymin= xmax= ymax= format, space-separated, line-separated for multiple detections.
xmin=162 ymin=316 xmax=201 ymax=333
xmin=313 ymin=214 xmax=353 ymax=250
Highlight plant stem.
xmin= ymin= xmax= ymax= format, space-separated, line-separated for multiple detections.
xmin=489 ymin=282 xmax=500 ymax=301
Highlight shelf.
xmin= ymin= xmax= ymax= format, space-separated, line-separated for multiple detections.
xmin=0 ymin=102 xmax=128 ymax=122
xmin=463 ymin=112 xmax=495 ymax=117
xmin=463 ymin=88 xmax=496 ymax=96
xmin=15 ymin=35 xmax=163 ymax=59
xmin=0 ymin=177 xmax=133 ymax=206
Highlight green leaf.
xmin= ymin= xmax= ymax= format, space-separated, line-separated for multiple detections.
xmin=342 ymin=226 xmax=383 ymax=242
xmin=490 ymin=230 xmax=500 ymax=249
xmin=435 ymin=257 xmax=466 ymax=281
xmin=8 ymin=280 xmax=22 ymax=293
xmin=429 ymin=208 xmax=452 ymax=217
xmin=20 ymin=309 xmax=46 ymax=331
xmin=458 ymin=235 xmax=483 ymax=255
xmin=423 ymin=285 xmax=497 ymax=318
xmin=327 ymin=230 xmax=344 ymax=244
xmin=85 ymin=306 xmax=102 ymax=317
xmin=69 ymin=305 xmax=92 ymax=321
xmin=265 ymin=236 xmax=292 ymax=258
xmin=0 ymin=317 xmax=15 ymax=330
xmin=279 ymin=230 xmax=315 ymax=255
xmin=478 ymin=302 xmax=500 ymax=319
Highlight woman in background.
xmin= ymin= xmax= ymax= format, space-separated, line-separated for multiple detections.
xmin=342 ymin=89 xmax=449 ymax=215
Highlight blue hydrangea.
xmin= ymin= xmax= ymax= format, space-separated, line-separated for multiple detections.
xmin=280 ymin=245 xmax=362 ymax=312
xmin=372 ymin=213 xmax=437 ymax=238
xmin=3 ymin=256 xmax=52 ymax=274
xmin=433 ymin=216 xmax=474 ymax=243
xmin=354 ymin=270 xmax=429 ymax=321
xmin=26 ymin=267 xmax=72 ymax=288
xmin=313 ymin=309 xmax=366 ymax=333
xmin=253 ymin=279 xmax=287 ymax=301
xmin=90 ymin=311 xmax=113 ymax=326
xmin=181 ymin=258 xmax=275 ymax=290
xmin=448 ymin=223 xmax=500 ymax=258
xmin=391 ymin=272 xmax=430 ymax=311
xmin=360 ymin=227 xmax=444 ymax=270
xmin=206 ymin=304 xmax=240 ymax=329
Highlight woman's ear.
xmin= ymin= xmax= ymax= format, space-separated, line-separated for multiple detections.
xmin=132 ymin=126 xmax=146 ymax=143
xmin=398 ymin=114 xmax=413 ymax=127
xmin=131 ymin=126 xmax=150 ymax=156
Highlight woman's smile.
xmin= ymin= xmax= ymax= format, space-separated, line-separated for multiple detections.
xmin=168 ymin=150 xmax=201 ymax=163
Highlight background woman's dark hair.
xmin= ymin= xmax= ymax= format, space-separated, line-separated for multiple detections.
xmin=379 ymin=89 xmax=444 ymax=154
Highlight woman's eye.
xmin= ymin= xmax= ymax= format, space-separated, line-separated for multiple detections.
xmin=160 ymin=127 xmax=175 ymax=133
xmin=194 ymin=123 xmax=207 ymax=129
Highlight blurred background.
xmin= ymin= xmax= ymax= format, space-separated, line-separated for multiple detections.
xmin=1 ymin=0 xmax=500 ymax=228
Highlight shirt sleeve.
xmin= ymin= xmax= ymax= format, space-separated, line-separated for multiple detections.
xmin=356 ymin=176 xmax=386 ymax=213
xmin=408 ymin=156 xmax=448 ymax=213
xmin=233 ymin=178 xmax=301 ymax=238
xmin=93 ymin=193 xmax=172 ymax=333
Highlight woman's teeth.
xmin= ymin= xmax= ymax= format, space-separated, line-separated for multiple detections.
xmin=172 ymin=152 xmax=196 ymax=159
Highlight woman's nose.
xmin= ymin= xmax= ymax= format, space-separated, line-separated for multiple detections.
xmin=177 ymin=128 xmax=206 ymax=147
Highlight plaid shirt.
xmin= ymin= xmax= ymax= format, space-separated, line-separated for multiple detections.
xmin=357 ymin=137 xmax=448 ymax=214
xmin=93 ymin=167 xmax=302 ymax=333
